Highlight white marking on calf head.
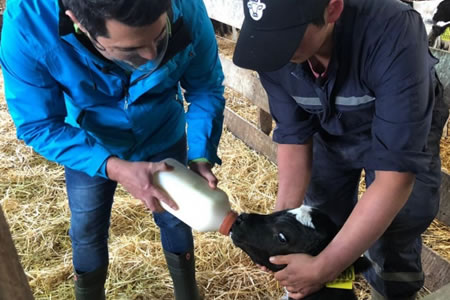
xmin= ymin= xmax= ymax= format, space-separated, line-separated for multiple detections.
xmin=413 ymin=0 xmax=442 ymax=34
xmin=437 ymin=20 xmax=450 ymax=27
xmin=288 ymin=205 xmax=315 ymax=229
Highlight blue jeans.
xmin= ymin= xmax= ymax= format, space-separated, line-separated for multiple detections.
xmin=66 ymin=136 xmax=193 ymax=273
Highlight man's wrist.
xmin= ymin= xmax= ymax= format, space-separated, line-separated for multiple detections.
xmin=315 ymin=252 xmax=345 ymax=282
xmin=106 ymin=156 xmax=121 ymax=181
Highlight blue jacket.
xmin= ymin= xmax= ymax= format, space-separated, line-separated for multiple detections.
xmin=260 ymin=0 xmax=448 ymax=175
xmin=0 ymin=0 xmax=225 ymax=178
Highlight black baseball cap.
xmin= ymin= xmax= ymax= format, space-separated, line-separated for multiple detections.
xmin=233 ymin=0 xmax=329 ymax=72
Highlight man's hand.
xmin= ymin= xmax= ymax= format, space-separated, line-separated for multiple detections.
xmin=106 ymin=157 xmax=178 ymax=212
xmin=189 ymin=161 xmax=218 ymax=189
xmin=270 ymin=253 xmax=328 ymax=299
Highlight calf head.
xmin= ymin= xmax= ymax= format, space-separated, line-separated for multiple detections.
xmin=231 ymin=205 xmax=339 ymax=271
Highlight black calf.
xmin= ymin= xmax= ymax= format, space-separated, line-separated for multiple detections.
xmin=230 ymin=205 xmax=370 ymax=300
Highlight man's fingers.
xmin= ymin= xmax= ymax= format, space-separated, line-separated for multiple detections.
xmin=153 ymin=198 xmax=165 ymax=213
xmin=161 ymin=162 xmax=174 ymax=171
xmin=189 ymin=162 xmax=219 ymax=188
xmin=286 ymin=284 xmax=322 ymax=300
xmin=152 ymin=186 xmax=178 ymax=210
xmin=270 ymin=255 xmax=288 ymax=265
xmin=152 ymin=161 xmax=174 ymax=173
xmin=287 ymin=291 xmax=304 ymax=300
xmin=204 ymin=172 xmax=218 ymax=189
xmin=277 ymin=277 xmax=290 ymax=286
xmin=143 ymin=197 xmax=165 ymax=213
xmin=256 ymin=263 xmax=271 ymax=273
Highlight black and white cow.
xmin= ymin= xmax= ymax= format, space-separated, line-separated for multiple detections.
xmin=231 ymin=205 xmax=370 ymax=300
xmin=412 ymin=0 xmax=450 ymax=50
xmin=429 ymin=0 xmax=450 ymax=49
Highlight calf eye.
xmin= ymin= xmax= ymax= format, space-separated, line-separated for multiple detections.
xmin=278 ymin=232 xmax=288 ymax=243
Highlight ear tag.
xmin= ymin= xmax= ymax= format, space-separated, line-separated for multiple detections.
xmin=325 ymin=265 xmax=355 ymax=290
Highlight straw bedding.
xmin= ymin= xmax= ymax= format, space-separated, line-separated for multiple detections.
xmin=0 ymin=37 xmax=449 ymax=300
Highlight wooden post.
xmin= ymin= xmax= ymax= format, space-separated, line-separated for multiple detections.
xmin=231 ymin=27 xmax=239 ymax=42
xmin=259 ymin=109 xmax=273 ymax=135
xmin=422 ymin=246 xmax=450 ymax=292
xmin=421 ymin=282 xmax=450 ymax=300
xmin=443 ymin=118 xmax=449 ymax=138
xmin=438 ymin=170 xmax=450 ymax=226
xmin=0 ymin=206 xmax=34 ymax=300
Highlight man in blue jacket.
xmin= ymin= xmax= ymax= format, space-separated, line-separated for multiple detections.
xmin=0 ymin=0 xmax=225 ymax=299
xmin=234 ymin=0 xmax=448 ymax=299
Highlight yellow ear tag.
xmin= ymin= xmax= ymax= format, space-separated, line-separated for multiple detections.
xmin=325 ymin=265 xmax=355 ymax=290
xmin=441 ymin=27 xmax=450 ymax=42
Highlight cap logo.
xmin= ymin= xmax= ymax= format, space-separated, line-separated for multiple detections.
xmin=247 ymin=0 xmax=266 ymax=21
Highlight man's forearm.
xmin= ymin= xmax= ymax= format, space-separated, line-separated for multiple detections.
xmin=315 ymin=170 xmax=415 ymax=281
xmin=275 ymin=141 xmax=313 ymax=211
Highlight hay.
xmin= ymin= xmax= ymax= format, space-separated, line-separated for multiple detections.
xmin=0 ymin=33 xmax=449 ymax=299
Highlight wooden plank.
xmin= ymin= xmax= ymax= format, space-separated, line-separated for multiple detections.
xmin=259 ymin=109 xmax=273 ymax=135
xmin=422 ymin=245 xmax=450 ymax=293
xmin=224 ymin=107 xmax=277 ymax=163
xmin=421 ymin=282 xmax=450 ymax=300
xmin=220 ymin=55 xmax=270 ymax=112
xmin=0 ymin=206 xmax=34 ymax=300
xmin=438 ymin=171 xmax=450 ymax=226
xmin=443 ymin=118 xmax=448 ymax=138
xmin=203 ymin=0 xmax=244 ymax=29
xmin=430 ymin=48 xmax=450 ymax=107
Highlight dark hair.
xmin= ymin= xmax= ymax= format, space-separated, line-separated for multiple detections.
xmin=311 ymin=0 xmax=332 ymax=26
xmin=62 ymin=0 xmax=171 ymax=38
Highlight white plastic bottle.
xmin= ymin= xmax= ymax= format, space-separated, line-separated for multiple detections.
xmin=153 ymin=158 xmax=238 ymax=235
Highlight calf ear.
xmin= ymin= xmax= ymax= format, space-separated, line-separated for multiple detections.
xmin=353 ymin=256 xmax=372 ymax=273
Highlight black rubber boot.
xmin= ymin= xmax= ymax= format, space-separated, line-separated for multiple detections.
xmin=74 ymin=265 xmax=108 ymax=300
xmin=164 ymin=249 xmax=202 ymax=300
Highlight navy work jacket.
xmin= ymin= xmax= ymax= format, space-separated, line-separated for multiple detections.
xmin=260 ymin=0 xmax=446 ymax=174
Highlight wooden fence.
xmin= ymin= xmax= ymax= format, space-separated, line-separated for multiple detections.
xmin=0 ymin=206 xmax=34 ymax=300
xmin=204 ymin=0 xmax=450 ymax=297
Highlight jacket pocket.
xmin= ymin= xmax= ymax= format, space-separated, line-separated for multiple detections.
xmin=76 ymin=107 xmax=137 ymax=152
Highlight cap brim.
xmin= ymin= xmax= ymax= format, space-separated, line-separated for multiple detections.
xmin=233 ymin=22 xmax=307 ymax=72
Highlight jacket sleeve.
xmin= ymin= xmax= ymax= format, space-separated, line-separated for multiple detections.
xmin=364 ymin=10 xmax=438 ymax=174
xmin=180 ymin=0 xmax=225 ymax=165
xmin=259 ymin=72 xmax=319 ymax=145
xmin=0 ymin=14 xmax=112 ymax=178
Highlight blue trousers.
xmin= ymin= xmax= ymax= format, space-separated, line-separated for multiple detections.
xmin=66 ymin=137 xmax=193 ymax=273
xmin=305 ymin=106 xmax=446 ymax=299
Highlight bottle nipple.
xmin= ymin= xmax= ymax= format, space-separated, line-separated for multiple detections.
xmin=219 ymin=211 xmax=238 ymax=235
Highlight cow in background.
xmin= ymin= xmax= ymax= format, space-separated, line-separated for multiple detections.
xmin=429 ymin=0 xmax=450 ymax=49
xmin=412 ymin=0 xmax=450 ymax=50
